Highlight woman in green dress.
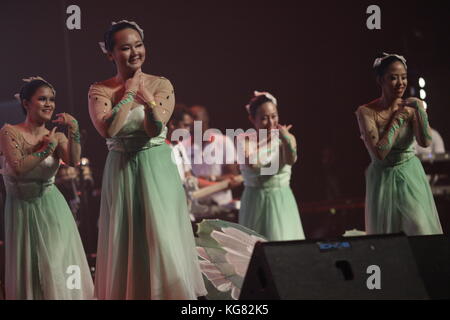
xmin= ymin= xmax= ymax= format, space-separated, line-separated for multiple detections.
xmin=355 ymin=53 xmax=442 ymax=235
xmin=0 ymin=77 xmax=94 ymax=299
xmin=88 ymin=20 xmax=206 ymax=299
xmin=238 ymin=91 xmax=305 ymax=241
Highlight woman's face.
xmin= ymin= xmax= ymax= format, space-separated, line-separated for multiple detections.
xmin=380 ymin=61 xmax=407 ymax=99
xmin=23 ymin=86 xmax=55 ymax=123
xmin=109 ymin=28 xmax=146 ymax=72
xmin=251 ymin=102 xmax=279 ymax=130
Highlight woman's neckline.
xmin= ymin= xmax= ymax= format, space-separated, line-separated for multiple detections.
xmin=11 ymin=124 xmax=48 ymax=146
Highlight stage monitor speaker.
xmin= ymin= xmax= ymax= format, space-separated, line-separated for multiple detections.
xmin=240 ymin=233 xmax=434 ymax=300
xmin=408 ymin=235 xmax=450 ymax=300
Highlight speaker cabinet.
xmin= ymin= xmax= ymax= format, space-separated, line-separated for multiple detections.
xmin=240 ymin=233 xmax=434 ymax=299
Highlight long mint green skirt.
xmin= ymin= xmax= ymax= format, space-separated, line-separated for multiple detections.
xmin=94 ymin=143 xmax=206 ymax=299
xmin=4 ymin=185 xmax=94 ymax=299
xmin=239 ymin=186 xmax=305 ymax=241
xmin=365 ymin=156 xmax=442 ymax=235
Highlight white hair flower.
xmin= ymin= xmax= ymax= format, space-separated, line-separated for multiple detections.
xmin=245 ymin=90 xmax=278 ymax=114
xmin=14 ymin=76 xmax=56 ymax=102
xmin=373 ymin=52 xmax=407 ymax=69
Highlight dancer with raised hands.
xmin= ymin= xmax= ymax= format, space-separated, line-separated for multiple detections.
xmin=355 ymin=53 xmax=442 ymax=235
xmin=195 ymin=92 xmax=305 ymax=300
xmin=238 ymin=91 xmax=305 ymax=241
xmin=0 ymin=77 xmax=93 ymax=299
xmin=88 ymin=20 xmax=206 ymax=299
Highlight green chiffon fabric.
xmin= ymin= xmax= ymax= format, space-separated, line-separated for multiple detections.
xmin=365 ymin=121 xmax=442 ymax=235
xmin=94 ymin=106 xmax=206 ymax=299
xmin=2 ymin=152 xmax=94 ymax=299
xmin=239 ymin=138 xmax=305 ymax=241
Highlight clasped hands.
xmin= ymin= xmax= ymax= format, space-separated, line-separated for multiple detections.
xmin=124 ymin=69 xmax=156 ymax=110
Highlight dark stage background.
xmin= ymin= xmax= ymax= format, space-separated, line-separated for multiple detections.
xmin=0 ymin=0 xmax=449 ymax=239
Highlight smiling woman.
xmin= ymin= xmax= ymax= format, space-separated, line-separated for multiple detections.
xmin=88 ymin=20 xmax=206 ymax=300
xmin=238 ymin=91 xmax=305 ymax=241
xmin=355 ymin=53 xmax=442 ymax=236
xmin=0 ymin=77 xmax=93 ymax=299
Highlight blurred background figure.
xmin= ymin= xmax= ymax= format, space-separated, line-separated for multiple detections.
xmin=167 ymin=104 xmax=220 ymax=220
xmin=167 ymin=104 xmax=195 ymax=183
xmin=184 ymin=105 xmax=242 ymax=214
xmin=414 ymin=126 xmax=446 ymax=156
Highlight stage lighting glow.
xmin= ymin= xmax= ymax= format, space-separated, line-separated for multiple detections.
xmin=423 ymin=101 xmax=428 ymax=110
xmin=420 ymin=89 xmax=427 ymax=99
xmin=418 ymin=77 xmax=426 ymax=88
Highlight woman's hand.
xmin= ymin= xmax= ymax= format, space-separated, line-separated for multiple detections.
xmin=401 ymin=97 xmax=424 ymax=110
xmin=42 ymin=127 xmax=58 ymax=149
xmin=52 ymin=113 xmax=78 ymax=129
xmin=277 ymin=124 xmax=297 ymax=164
xmin=125 ymin=68 xmax=142 ymax=94
xmin=137 ymin=76 xmax=155 ymax=108
xmin=277 ymin=124 xmax=293 ymax=141
xmin=393 ymin=105 xmax=413 ymax=121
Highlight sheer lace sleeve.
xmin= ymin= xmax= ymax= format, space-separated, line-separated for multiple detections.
xmin=280 ymin=133 xmax=298 ymax=165
xmin=55 ymin=132 xmax=79 ymax=167
xmin=356 ymin=105 xmax=409 ymax=160
xmin=143 ymin=77 xmax=175 ymax=137
xmin=88 ymin=83 xmax=113 ymax=138
xmin=152 ymin=77 xmax=175 ymax=125
xmin=88 ymin=83 xmax=135 ymax=138
xmin=0 ymin=125 xmax=55 ymax=176
xmin=410 ymin=101 xmax=432 ymax=148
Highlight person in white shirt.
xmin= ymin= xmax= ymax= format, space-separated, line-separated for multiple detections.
xmin=168 ymin=105 xmax=194 ymax=182
xmin=168 ymin=105 xmax=216 ymax=187
xmin=184 ymin=105 xmax=241 ymax=206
